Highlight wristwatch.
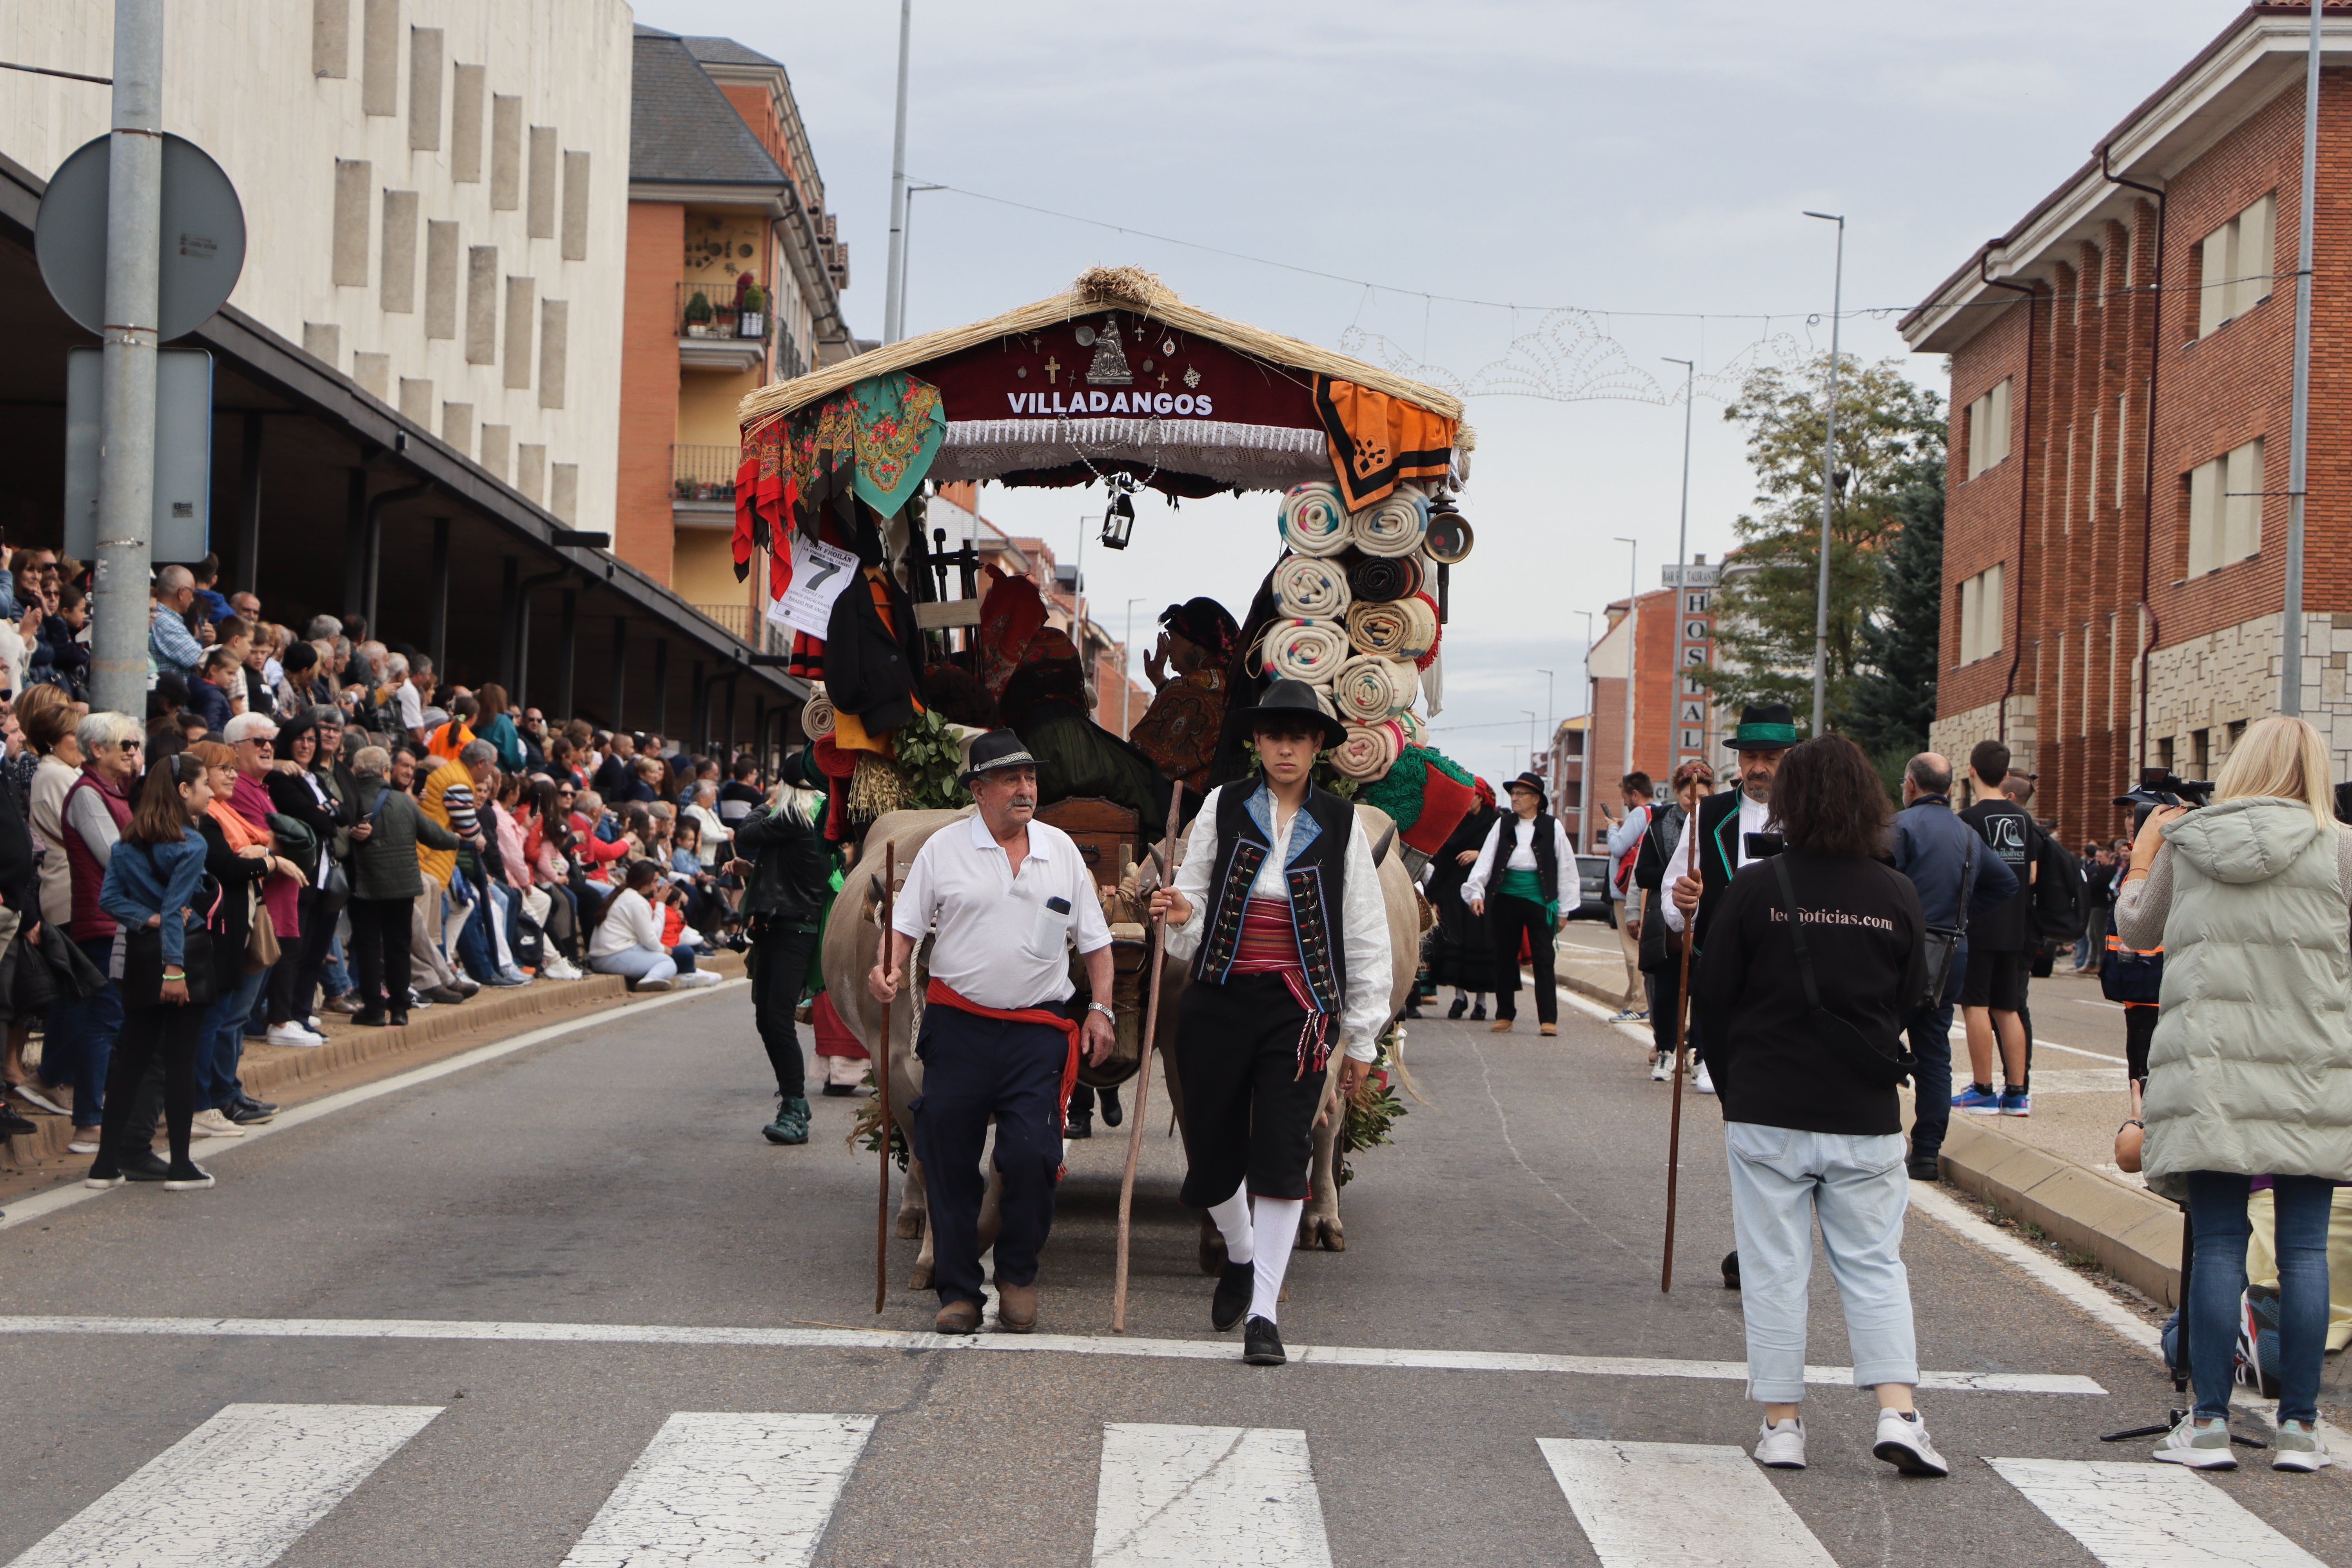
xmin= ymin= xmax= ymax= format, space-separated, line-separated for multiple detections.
xmin=1087 ymin=1002 xmax=1115 ymax=1021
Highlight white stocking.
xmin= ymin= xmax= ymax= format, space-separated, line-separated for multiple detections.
xmin=1249 ymin=1197 xmax=1303 ymax=1323
xmin=1207 ymin=1188 xmax=1254 ymax=1266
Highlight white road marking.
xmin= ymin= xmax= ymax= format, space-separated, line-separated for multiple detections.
xmin=2033 ymin=1036 xmax=2127 ymax=1062
xmin=1986 ymin=1458 xmax=2331 ymax=1567
xmin=0 ymin=980 xmax=746 ymax=1232
xmin=561 ymin=1412 xmax=875 ymax=1568
xmin=3 ymin=1402 xmax=439 ymax=1568
xmin=2072 ymin=997 xmax=2125 ymax=1011
xmin=1561 ymin=988 xmax=1655 ymax=1045
xmin=0 ymin=1314 xmax=2106 ymax=1393
xmin=1539 ymin=1439 xmax=1838 ymax=1568
xmin=1093 ymin=1423 xmax=1332 ymax=1567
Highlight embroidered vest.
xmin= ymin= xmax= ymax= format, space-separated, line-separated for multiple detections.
xmin=1495 ymin=811 xmax=1561 ymax=906
xmin=1692 ymin=787 xmax=1749 ymax=946
xmin=1190 ymin=781 xmax=1353 ymax=1016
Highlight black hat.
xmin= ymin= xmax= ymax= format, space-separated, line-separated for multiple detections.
xmin=1226 ymin=677 xmax=1348 ymax=751
xmin=1503 ymin=770 xmax=1548 ymax=807
xmin=1726 ymin=701 xmax=1800 ymax=752
xmin=958 ymin=727 xmax=1039 ymax=785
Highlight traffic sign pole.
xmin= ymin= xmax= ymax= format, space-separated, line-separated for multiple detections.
xmin=93 ymin=0 xmax=164 ymax=720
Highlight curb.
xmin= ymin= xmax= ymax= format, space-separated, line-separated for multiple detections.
xmin=3 ymin=956 xmax=741 ymax=1170
xmin=1554 ymin=943 xmax=2186 ymax=1305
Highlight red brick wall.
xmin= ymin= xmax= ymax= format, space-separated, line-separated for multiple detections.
xmin=616 ymin=202 xmax=684 ymax=585
xmin=1937 ymin=69 xmax=2352 ymax=843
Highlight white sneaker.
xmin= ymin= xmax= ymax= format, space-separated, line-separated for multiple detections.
xmin=191 ymin=1108 xmax=245 ymax=1139
xmin=2273 ymin=1419 xmax=2334 ymax=1472
xmin=674 ymin=969 xmax=722 ymax=990
xmin=68 ymin=1132 xmax=101 ymax=1154
xmin=1872 ymin=1408 xmax=1949 ymax=1477
xmin=543 ymin=956 xmax=585 ymax=980
xmin=265 ymin=1022 xmax=324 ymax=1048
xmin=2151 ymin=1414 xmax=2237 ymax=1470
xmin=1754 ymin=1417 xmax=1805 ymax=1469
xmin=1650 ymin=1054 xmax=1673 ymax=1082
xmin=1693 ymin=1059 xmax=1716 ymax=1095
xmin=632 ymin=978 xmax=673 ymax=993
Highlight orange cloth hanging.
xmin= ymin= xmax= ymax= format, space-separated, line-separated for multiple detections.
xmin=1312 ymin=377 xmax=1456 ymax=510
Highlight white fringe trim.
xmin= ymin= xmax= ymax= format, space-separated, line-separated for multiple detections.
xmin=932 ymin=418 xmax=1331 ymax=490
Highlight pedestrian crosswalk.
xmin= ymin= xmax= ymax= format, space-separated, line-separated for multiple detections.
xmin=4 ymin=1407 xmax=2336 ymax=1568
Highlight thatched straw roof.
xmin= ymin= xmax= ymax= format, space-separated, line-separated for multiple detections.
xmin=737 ymin=266 xmax=1465 ymax=431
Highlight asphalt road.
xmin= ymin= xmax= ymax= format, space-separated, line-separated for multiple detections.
xmin=1 ymin=979 xmax=2343 ymax=1566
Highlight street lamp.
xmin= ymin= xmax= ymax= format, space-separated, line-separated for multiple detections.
xmin=1802 ymin=209 xmax=1845 ymax=738
xmin=1614 ymin=537 xmax=1638 ymax=776
xmin=1522 ymin=710 xmax=1538 ymax=778
xmin=1536 ymin=667 xmax=1554 ymax=774
xmin=894 ymin=180 xmax=946 ymax=337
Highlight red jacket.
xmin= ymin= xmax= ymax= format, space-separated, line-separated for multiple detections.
xmin=62 ymin=769 xmax=132 ymax=943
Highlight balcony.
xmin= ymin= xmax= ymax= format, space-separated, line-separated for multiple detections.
xmin=692 ymin=601 xmax=751 ymax=639
xmin=673 ymin=444 xmax=739 ymax=526
xmin=677 ymin=283 xmax=770 ymax=372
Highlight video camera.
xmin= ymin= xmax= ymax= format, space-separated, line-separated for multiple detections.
xmin=2114 ymin=767 xmax=2214 ymax=829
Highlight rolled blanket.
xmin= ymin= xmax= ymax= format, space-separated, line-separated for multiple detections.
xmin=1397 ymin=593 xmax=1441 ymax=667
xmin=1345 ymin=552 xmax=1420 ymax=604
xmin=1263 ymin=618 xmax=1350 ymax=684
xmin=1279 ymin=483 xmax=1350 ymax=557
xmin=1397 ymin=710 xmax=1427 ymax=748
xmin=1348 ymin=488 xmax=1429 ymax=558
xmin=1332 ymin=720 xmax=1404 ymax=781
xmin=1345 ymin=600 xmax=1412 ymax=659
xmin=1330 ymin=653 xmax=1419 ymax=723
xmin=800 ymin=685 xmax=837 ymax=740
xmin=1272 ymin=554 xmax=1351 ymax=621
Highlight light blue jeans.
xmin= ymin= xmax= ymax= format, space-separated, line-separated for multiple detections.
xmin=1724 ymin=1121 xmax=1919 ymax=1402
xmin=589 ymin=944 xmax=693 ymax=988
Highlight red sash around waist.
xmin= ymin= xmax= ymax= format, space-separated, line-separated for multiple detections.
xmin=1224 ymin=897 xmax=1332 ymax=1079
xmin=926 ymin=977 xmax=1083 ymax=1177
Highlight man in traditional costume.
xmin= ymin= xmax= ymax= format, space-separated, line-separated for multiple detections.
xmin=1149 ymin=680 xmax=1390 ymax=1366
xmin=870 ymin=730 xmax=1115 ymax=1335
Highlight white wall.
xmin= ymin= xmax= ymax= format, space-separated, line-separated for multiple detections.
xmin=0 ymin=0 xmax=631 ymax=532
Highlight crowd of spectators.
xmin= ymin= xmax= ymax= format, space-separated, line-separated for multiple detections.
xmin=0 ymin=552 xmax=767 ymax=1185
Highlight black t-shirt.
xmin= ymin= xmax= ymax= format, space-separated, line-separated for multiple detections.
xmin=1691 ymin=850 xmax=1926 ymax=1136
xmin=1958 ymin=799 xmax=2040 ymax=951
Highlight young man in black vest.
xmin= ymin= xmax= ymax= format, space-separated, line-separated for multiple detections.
xmin=1150 ymin=680 xmax=1392 ymax=1366
xmin=1463 ymin=771 xmax=1575 ymax=1034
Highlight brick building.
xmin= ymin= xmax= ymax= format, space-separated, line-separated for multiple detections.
xmin=1581 ymin=560 xmax=1720 ymax=849
xmin=1903 ymin=3 xmax=2352 ymax=840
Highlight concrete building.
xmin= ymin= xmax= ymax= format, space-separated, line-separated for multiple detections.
xmin=1581 ymin=557 xmax=1719 ymax=846
xmin=0 ymin=0 xmax=805 ymax=750
xmin=1902 ymin=2 xmax=2352 ymax=838
xmin=618 ymin=28 xmax=851 ymax=628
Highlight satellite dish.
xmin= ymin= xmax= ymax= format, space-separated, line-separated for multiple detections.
xmin=35 ymin=132 xmax=247 ymax=342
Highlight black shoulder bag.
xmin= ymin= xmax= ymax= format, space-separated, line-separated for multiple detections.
xmin=120 ymin=843 xmax=219 ymax=1008
xmin=1913 ymin=835 xmax=1972 ymax=1015
xmin=1771 ymin=854 xmax=1914 ymax=1088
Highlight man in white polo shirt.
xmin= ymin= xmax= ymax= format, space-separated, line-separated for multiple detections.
xmin=870 ymin=729 xmax=1115 ymax=1336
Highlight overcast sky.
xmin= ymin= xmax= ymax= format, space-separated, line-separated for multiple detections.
xmin=639 ymin=0 xmax=2237 ymax=790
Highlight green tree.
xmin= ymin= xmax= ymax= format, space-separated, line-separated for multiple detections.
xmin=1842 ymin=468 xmax=1944 ymax=787
xmin=1696 ymin=354 xmax=1945 ymax=730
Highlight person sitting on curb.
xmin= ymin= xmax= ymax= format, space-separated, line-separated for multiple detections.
xmin=585 ymin=859 xmax=719 ymax=992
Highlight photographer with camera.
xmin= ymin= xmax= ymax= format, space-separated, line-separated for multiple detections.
xmin=1953 ymin=742 xmax=2039 ymax=1116
xmin=2114 ymin=714 xmax=2350 ymax=1472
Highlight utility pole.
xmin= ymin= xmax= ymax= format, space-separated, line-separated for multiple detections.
xmin=879 ymin=0 xmax=913 ymax=345
xmin=93 ymin=0 xmax=164 ymax=720
xmin=2283 ymin=0 xmax=2321 ymax=714
xmin=1802 ymin=210 xmax=1846 ymax=738
xmin=1615 ymin=537 xmax=1638 ymax=777
xmin=1536 ymin=667 xmax=1554 ymax=777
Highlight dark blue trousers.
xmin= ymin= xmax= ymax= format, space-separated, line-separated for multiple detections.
xmin=1906 ymin=947 xmax=1964 ymax=1163
xmin=910 ymin=1002 xmax=1070 ymax=1309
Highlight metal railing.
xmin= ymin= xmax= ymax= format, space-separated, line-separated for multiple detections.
xmin=673 ymin=444 xmax=740 ymax=504
xmin=677 ymin=283 xmax=771 ymax=343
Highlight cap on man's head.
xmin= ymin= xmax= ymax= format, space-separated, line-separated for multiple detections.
xmin=224 ymin=713 xmax=279 ymax=744
xmin=958 ymin=728 xmax=1038 ymax=786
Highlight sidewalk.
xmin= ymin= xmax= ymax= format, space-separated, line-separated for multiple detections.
xmin=1548 ymin=933 xmax=2186 ymax=1306
xmin=2 ymin=955 xmax=742 ymax=1203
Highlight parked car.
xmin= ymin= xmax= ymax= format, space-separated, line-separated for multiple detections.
xmin=1567 ymin=855 xmax=1613 ymax=923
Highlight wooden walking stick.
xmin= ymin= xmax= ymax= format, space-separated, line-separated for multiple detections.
xmin=1662 ymin=807 xmax=1700 ymax=1293
xmin=875 ymin=841 xmax=896 ymax=1316
xmin=1112 ymin=781 xmax=1184 ymax=1334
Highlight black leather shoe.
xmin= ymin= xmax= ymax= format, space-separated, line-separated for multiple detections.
xmin=1100 ymin=1086 xmax=1123 ymax=1129
xmin=389 ymin=1011 xmax=410 ymax=1028
xmin=1907 ymin=1156 xmax=1940 ymax=1181
xmin=821 ymin=1083 xmax=859 ymax=1097
xmin=121 ymin=1149 xmax=173 ymax=1182
xmin=1212 ymin=1260 xmax=1255 ymax=1332
xmin=0 ymin=1103 xmax=34 ymax=1136
xmin=1243 ymin=1315 xmax=1287 ymax=1365
xmin=225 ymin=1100 xmax=275 ymax=1126
xmin=1721 ymin=1250 xmax=1741 ymax=1290
xmin=1447 ymin=997 xmax=1468 ymax=1019
xmin=1469 ymin=1002 xmax=1487 ymax=1021
xmin=238 ymin=1094 xmax=279 ymax=1115
xmin=1063 ymin=1111 xmax=1093 ymax=1140
xmin=352 ymin=1007 xmax=389 ymax=1028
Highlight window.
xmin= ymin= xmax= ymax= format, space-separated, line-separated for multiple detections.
xmin=451 ymin=65 xmax=485 ymax=183
xmin=2184 ymin=437 xmax=2263 ymax=576
xmin=352 ymin=352 xmax=390 ymax=401
xmin=1956 ymin=563 xmax=2004 ymax=665
xmin=466 ymin=246 xmax=497 ymax=364
xmin=313 ymin=0 xmax=348 ymax=77
xmin=360 ymin=0 xmax=397 ymax=117
xmin=515 ymin=445 xmax=546 ymax=505
xmin=1965 ymin=378 xmax=2012 ymax=480
xmin=538 ymin=299 xmax=568 ymax=409
xmin=442 ymin=401 xmax=473 ymax=456
xmin=561 ymin=151 xmax=591 ymax=261
xmin=2196 ymin=193 xmax=2275 ymax=338
xmin=397 ymin=378 xmax=431 ymax=425
xmin=2158 ymin=735 xmax=2176 ymax=773
xmin=2115 ymin=394 xmax=2129 ymax=508
xmin=490 ymin=95 xmax=522 ymax=211
xmin=550 ymin=463 xmax=579 ymax=524
xmin=331 ymin=160 xmax=370 ymax=286
xmin=528 ymin=127 xmax=558 ymax=239
xmin=423 ymin=221 xmax=457 ymax=338
xmin=478 ymin=424 xmax=510 ymax=483
xmin=2227 ymin=719 xmax=2247 ymax=755
xmin=408 ymin=28 xmax=441 ymax=151
xmin=502 ymin=276 xmax=534 ymax=389
xmin=2192 ymin=728 xmax=2211 ymax=774
xmin=380 ymin=190 xmax=418 ymax=312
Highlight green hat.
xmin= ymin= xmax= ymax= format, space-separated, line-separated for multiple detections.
xmin=1727 ymin=702 xmax=1799 ymax=751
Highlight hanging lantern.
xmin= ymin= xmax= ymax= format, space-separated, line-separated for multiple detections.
xmin=1100 ymin=477 xmax=1137 ymax=550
